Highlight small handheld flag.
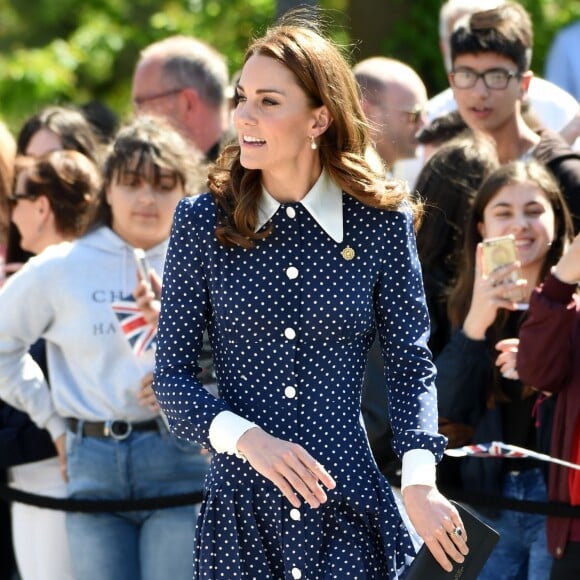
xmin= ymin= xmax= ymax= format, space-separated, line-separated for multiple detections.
xmin=445 ymin=441 xmax=580 ymax=471
xmin=111 ymin=298 xmax=156 ymax=356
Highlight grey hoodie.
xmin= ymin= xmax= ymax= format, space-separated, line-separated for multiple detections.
xmin=0 ymin=226 xmax=167 ymax=440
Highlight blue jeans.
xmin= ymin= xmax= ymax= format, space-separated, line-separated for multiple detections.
xmin=478 ymin=468 xmax=552 ymax=580
xmin=65 ymin=422 xmax=210 ymax=580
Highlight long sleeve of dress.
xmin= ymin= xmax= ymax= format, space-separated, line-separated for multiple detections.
xmin=375 ymin=209 xmax=447 ymax=461
xmin=155 ymin=197 xmax=447 ymax=462
xmin=517 ymin=272 xmax=578 ymax=394
xmin=154 ymin=197 xmax=231 ymax=449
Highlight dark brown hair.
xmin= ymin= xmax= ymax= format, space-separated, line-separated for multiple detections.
xmin=91 ymin=115 xmax=206 ymax=229
xmin=416 ymin=133 xmax=499 ymax=287
xmin=416 ymin=111 xmax=468 ymax=146
xmin=450 ymin=2 xmax=533 ymax=72
xmin=16 ymin=105 xmax=103 ymax=163
xmin=14 ymin=150 xmax=101 ymax=238
xmin=7 ymin=106 xmax=104 ymax=263
xmin=208 ymin=13 xmax=414 ymax=248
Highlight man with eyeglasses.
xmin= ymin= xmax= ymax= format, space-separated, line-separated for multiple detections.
xmin=429 ymin=0 xmax=579 ymax=144
xmin=132 ymin=35 xmax=230 ymax=161
xmin=353 ymin=57 xmax=428 ymax=173
xmin=448 ymin=2 xmax=580 ymax=233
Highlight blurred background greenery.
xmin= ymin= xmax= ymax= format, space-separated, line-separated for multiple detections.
xmin=0 ymin=0 xmax=578 ymax=132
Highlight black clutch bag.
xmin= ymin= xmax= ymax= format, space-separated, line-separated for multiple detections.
xmin=405 ymin=501 xmax=500 ymax=580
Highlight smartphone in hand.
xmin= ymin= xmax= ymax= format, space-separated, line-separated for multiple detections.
xmin=482 ymin=235 xmax=525 ymax=303
xmin=133 ymin=248 xmax=152 ymax=293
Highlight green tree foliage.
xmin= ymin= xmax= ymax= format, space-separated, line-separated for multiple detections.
xmin=0 ymin=0 xmax=275 ymax=130
xmin=0 ymin=0 xmax=577 ymax=132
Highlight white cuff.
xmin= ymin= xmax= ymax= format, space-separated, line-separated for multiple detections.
xmin=400 ymin=449 xmax=437 ymax=491
xmin=208 ymin=410 xmax=258 ymax=459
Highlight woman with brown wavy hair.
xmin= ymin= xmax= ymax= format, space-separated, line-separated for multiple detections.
xmin=154 ymin=11 xmax=467 ymax=579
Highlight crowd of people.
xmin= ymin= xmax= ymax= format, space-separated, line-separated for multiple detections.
xmin=0 ymin=1 xmax=579 ymax=579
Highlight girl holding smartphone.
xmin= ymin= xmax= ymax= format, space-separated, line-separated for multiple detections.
xmin=436 ymin=160 xmax=574 ymax=580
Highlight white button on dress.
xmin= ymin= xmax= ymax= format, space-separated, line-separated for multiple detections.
xmin=286 ymin=266 xmax=299 ymax=280
xmin=291 ymin=567 xmax=302 ymax=579
xmin=286 ymin=206 xmax=296 ymax=218
xmin=289 ymin=508 xmax=301 ymax=521
xmin=284 ymin=386 xmax=297 ymax=399
xmin=284 ymin=327 xmax=296 ymax=340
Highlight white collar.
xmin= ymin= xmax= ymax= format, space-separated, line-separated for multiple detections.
xmin=254 ymin=169 xmax=344 ymax=243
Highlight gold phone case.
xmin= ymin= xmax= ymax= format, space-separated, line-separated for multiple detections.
xmin=482 ymin=235 xmax=525 ymax=302
xmin=482 ymin=235 xmax=518 ymax=274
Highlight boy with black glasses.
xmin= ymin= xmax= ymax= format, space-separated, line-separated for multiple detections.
xmin=449 ymin=2 xmax=580 ymax=232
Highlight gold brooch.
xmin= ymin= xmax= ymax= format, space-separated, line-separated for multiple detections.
xmin=341 ymin=245 xmax=355 ymax=261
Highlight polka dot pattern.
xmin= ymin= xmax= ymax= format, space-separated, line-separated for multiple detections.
xmin=155 ymin=192 xmax=446 ymax=579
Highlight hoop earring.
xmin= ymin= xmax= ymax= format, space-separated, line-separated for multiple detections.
xmin=310 ymin=136 xmax=317 ymax=150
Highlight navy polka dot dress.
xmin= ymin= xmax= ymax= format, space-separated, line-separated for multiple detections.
xmin=155 ymin=182 xmax=445 ymax=579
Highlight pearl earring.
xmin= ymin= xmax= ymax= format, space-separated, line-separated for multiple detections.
xmin=310 ymin=136 xmax=317 ymax=150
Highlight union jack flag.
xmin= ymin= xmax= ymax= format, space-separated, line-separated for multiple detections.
xmin=446 ymin=442 xmax=526 ymax=459
xmin=445 ymin=441 xmax=580 ymax=471
xmin=111 ymin=298 xmax=156 ymax=356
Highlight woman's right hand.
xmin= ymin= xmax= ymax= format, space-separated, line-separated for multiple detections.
xmin=138 ymin=371 xmax=161 ymax=413
xmin=236 ymin=427 xmax=336 ymax=509
xmin=462 ymin=244 xmax=525 ymax=340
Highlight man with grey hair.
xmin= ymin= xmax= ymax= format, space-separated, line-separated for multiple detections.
xmin=429 ymin=0 xmax=579 ymax=139
xmin=132 ymin=35 xmax=230 ymax=160
xmin=354 ymin=57 xmax=428 ymax=171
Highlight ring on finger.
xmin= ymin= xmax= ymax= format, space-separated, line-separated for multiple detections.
xmin=451 ymin=526 xmax=463 ymax=538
